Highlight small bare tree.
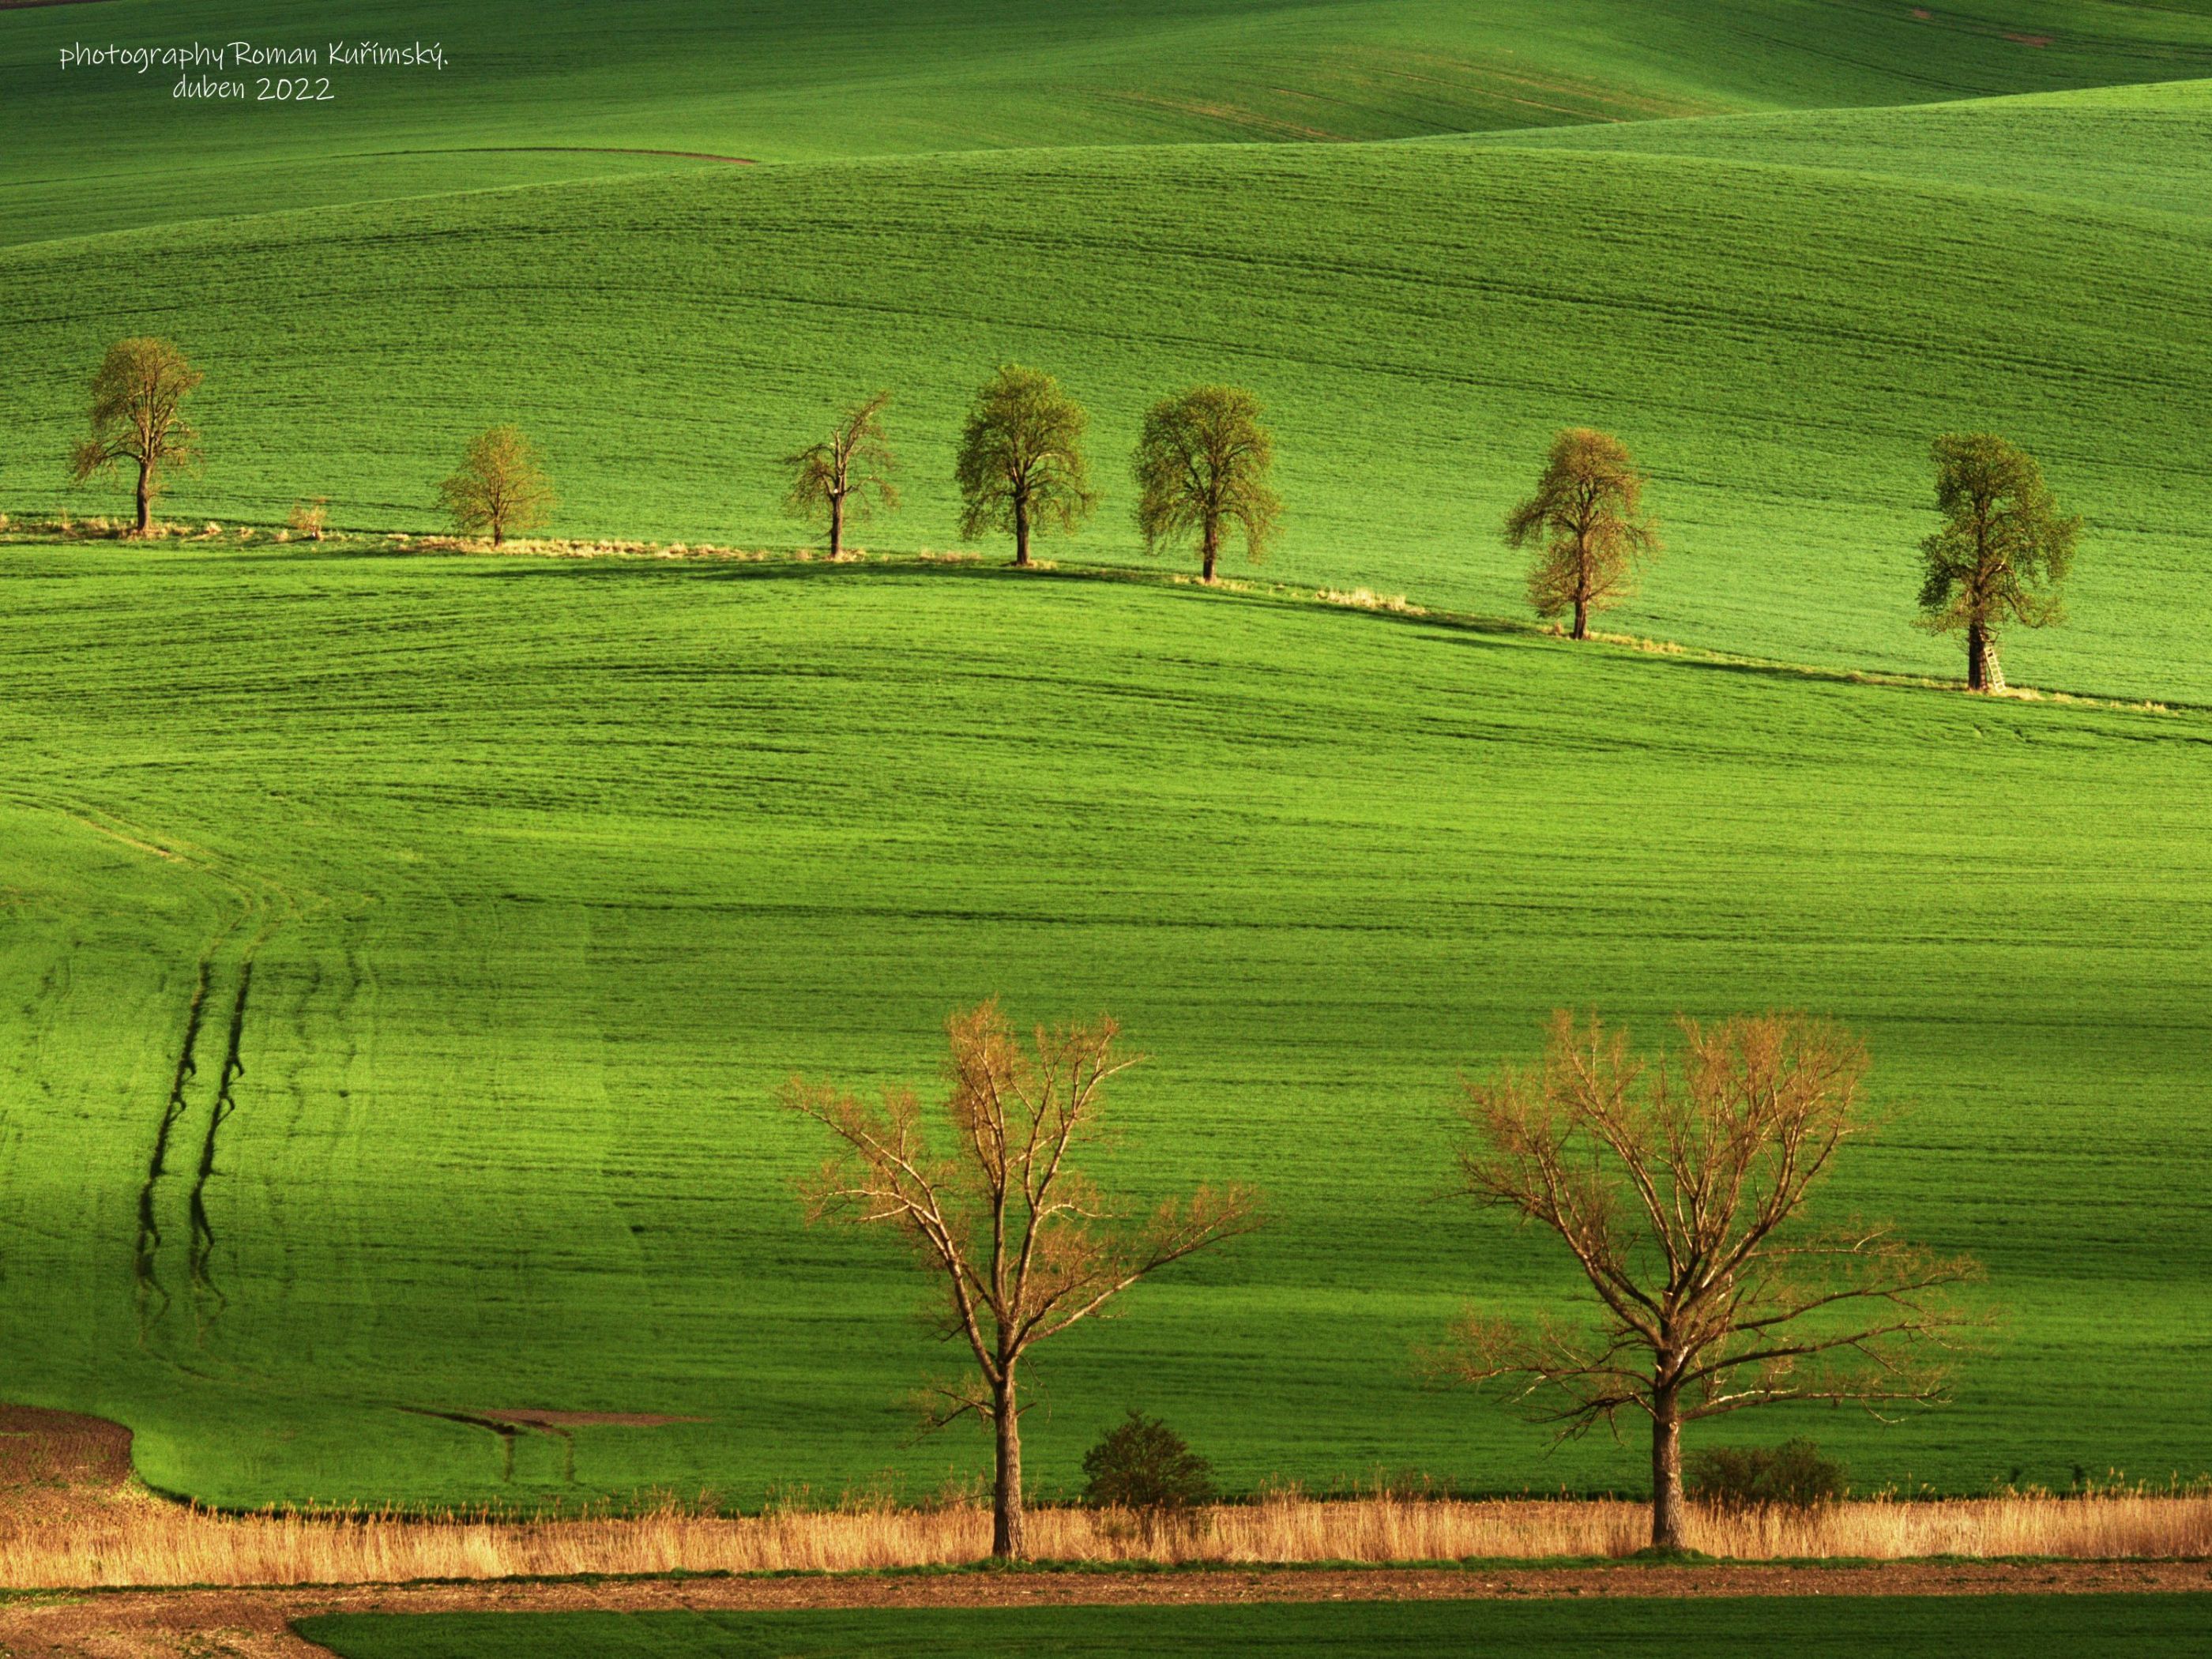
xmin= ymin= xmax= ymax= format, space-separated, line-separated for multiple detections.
xmin=69 ymin=337 xmax=202 ymax=536
xmin=784 ymin=390 xmax=899 ymax=558
xmin=439 ymin=425 xmax=554 ymax=547
xmin=1440 ymin=1011 xmax=1981 ymax=1552
xmin=1132 ymin=384 xmax=1281 ymax=584
xmin=781 ymin=1000 xmax=1261 ymax=1560
xmin=1503 ymin=428 xmax=1660 ymax=640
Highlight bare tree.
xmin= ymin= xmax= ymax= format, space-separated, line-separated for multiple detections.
xmin=1503 ymin=428 xmax=1660 ymax=640
xmin=1132 ymin=385 xmax=1281 ymax=583
xmin=784 ymin=390 xmax=899 ymax=558
xmin=954 ymin=365 xmax=1097 ymax=566
xmin=439 ymin=426 xmax=555 ymax=547
xmin=1917 ymin=433 xmax=2079 ymax=692
xmin=69 ymin=337 xmax=202 ymax=536
xmin=781 ymin=1000 xmax=1261 ymax=1559
xmin=1439 ymin=1010 xmax=1981 ymax=1552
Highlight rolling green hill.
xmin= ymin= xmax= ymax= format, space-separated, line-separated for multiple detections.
xmin=13 ymin=0 xmax=2212 ymax=242
xmin=1460 ymin=78 xmax=2212 ymax=218
xmin=3 ymin=0 xmax=2210 ymax=1515
xmin=2 ymin=545 xmax=2206 ymax=1507
xmin=5 ymin=133 xmax=2210 ymax=700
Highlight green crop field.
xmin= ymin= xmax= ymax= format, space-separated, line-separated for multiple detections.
xmin=2 ymin=0 xmax=2210 ymax=1518
xmin=1 ymin=546 xmax=2206 ymax=1507
xmin=294 ymin=1596 xmax=2212 ymax=1657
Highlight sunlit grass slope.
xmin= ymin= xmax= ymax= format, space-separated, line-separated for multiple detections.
xmin=5 ymin=137 xmax=2210 ymax=700
xmin=9 ymin=0 xmax=2212 ymax=241
xmin=1463 ymin=77 xmax=2212 ymax=218
xmin=295 ymin=1597 xmax=2212 ymax=1659
xmin=1 ymin=546 xmax=2206 ymax=1508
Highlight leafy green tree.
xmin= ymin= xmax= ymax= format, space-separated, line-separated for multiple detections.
xmin=783 ymin=390 xmax=899 ymax=558
xmin=69 ymin=337 xmax=202 ymax=536
xmin=439 ymin=426 xmax=554 ymax=547
xmin=1917 ymin=433 xmax=2079 ymax=692
xmin=1503 ymin=428 xmax=1659 ymax=640
xmin=955 ymin=365 xmax=1097 ymax=566
xmin=1132 ymin=386 xmax=1281 ymax=584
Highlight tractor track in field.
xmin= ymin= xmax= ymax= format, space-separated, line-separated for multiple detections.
xmin=9 ymin=793 xmax=292 ymax=1341
xmin=187 ymin=961 xmax=253 ymax=1300
xmin=2 ymin=1561 xmax=2209 ymax=1657
xmin=132 ymin=954 xmax=213 ymax=1306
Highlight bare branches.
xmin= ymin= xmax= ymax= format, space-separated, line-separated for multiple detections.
xmin=1442 ymin=1011 xmax=1984 ymax=1545
xmin=781 ymin=999 xmax=1262 ymax=1556
xmin=786 ymin=1002 xmax=1261 ymax=1383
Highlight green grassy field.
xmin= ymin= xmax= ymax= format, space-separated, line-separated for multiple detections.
xmin=13 ymin=0 xmax=2212 ymax=241
xmin=3 ymin=0 xmax=2211 ymax=1514
xmin=2 ymin=544 xmax=2206 ymax=1507
xmin=7 ymin=131 xmax=2212 ymax=700
xmin=293 ymin=1596 xmax=2212 ymax=1657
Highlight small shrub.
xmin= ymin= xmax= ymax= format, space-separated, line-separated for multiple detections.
xmin=1082 ymin=1412 xmax=1215 ymax=1515
xmin=1687 ymin=1439 xmax=1846 ymax=1510
xmin=289 ymin=498 xmax=329 ymax=540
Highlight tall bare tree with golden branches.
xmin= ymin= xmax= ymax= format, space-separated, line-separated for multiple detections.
xmin=1439 ymin=1011 xmax=1982 ymax=1552
xmin=782 ymin=1001 xmax=1262 ymax=1559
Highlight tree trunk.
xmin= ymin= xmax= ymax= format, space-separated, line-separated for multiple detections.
xmin=134 ymin=460 xmax=152 ymax=536
xmin=1013 ymin=494 xmax=1030 ymax=568
xmin=991 ymin=1374 xmax=1025 ymax=1559
xmin=829 ymin=490 xmax=845 ymax=559
xmin=1571 ymin=593 xmax=1589 ymax=641
xmin=1201 ymin=519 xmax=1218 ymax=584
xmin=1650 ymin=1386 xmax=1687 ymax=1552
xmin=1966 ymin=619 xmax=1989 ymax=691
xmin=491 ymin=517 xmax=504 ymax=549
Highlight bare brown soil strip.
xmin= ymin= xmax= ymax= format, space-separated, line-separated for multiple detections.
xmin=6 ymin=1561 xmax=2211 ymax=1659
xmin=0 ymin=1405 xmax=131 ymax=1488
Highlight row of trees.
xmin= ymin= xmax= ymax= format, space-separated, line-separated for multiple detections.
xmin=1506 ymin=427 xmax=2078 ymax=690
xmin=783 ymin=1002 xmax=1980 ymax=1559
xmin=60 ymin=338 xmax=2078 ymax=690
xmin=798 ymin=367 xmax=1281 ymax=581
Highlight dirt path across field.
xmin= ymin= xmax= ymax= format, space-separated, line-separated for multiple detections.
xmin=6 ymin=1559 xmax=2210 ymax=1658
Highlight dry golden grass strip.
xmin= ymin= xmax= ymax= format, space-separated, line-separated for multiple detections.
xmin=3 ymin=1491 xmax=2209 ymax=1589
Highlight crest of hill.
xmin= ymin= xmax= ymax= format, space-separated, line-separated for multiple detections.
xmin=9 ymin=0 xmax=2212 ymax=240
xmin=1457 ymin=77 xmax=2212 ymax=220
